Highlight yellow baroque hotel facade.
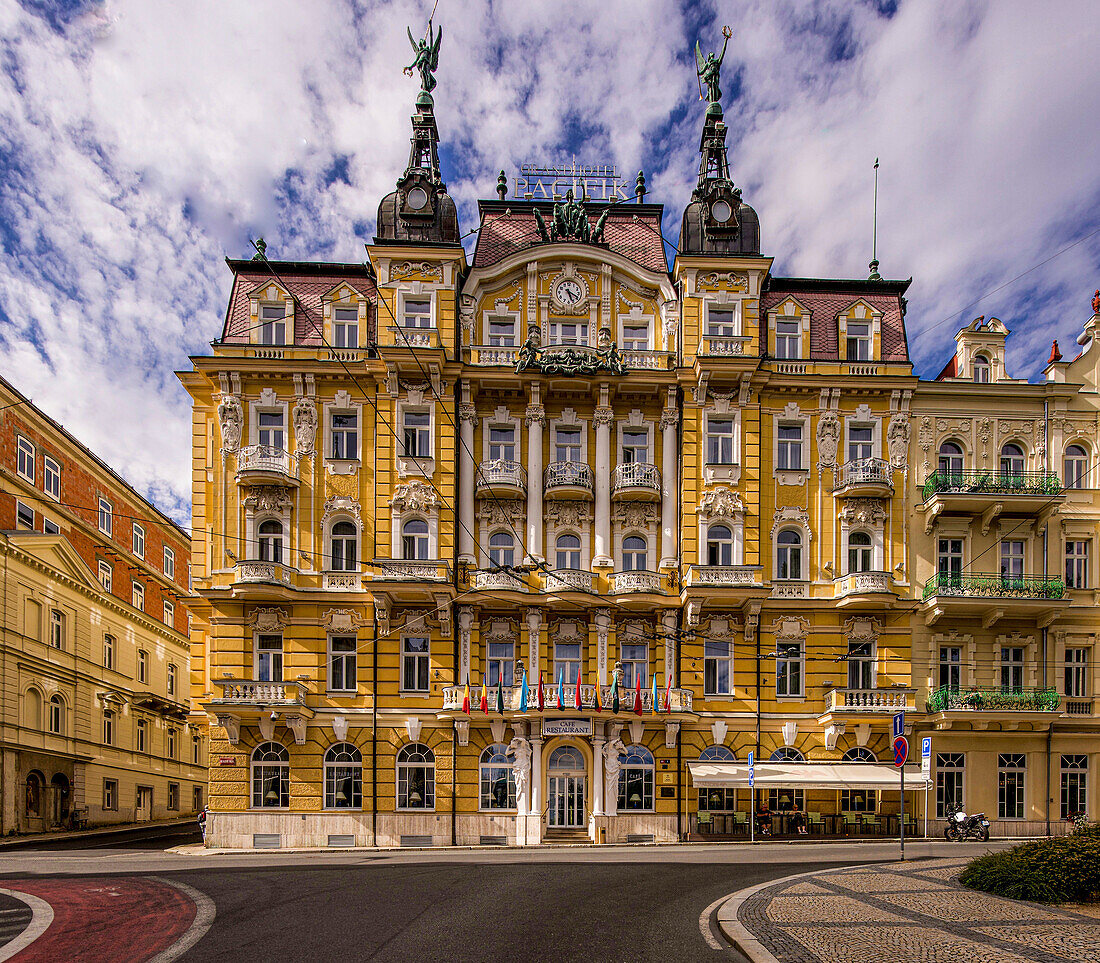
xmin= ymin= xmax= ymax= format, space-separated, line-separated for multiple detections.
xmin=181 ymin=55 xmax=1100 ymax=849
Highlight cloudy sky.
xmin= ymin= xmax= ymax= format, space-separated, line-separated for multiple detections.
xmin=1 ymin=0 xmax=1099 ymax=523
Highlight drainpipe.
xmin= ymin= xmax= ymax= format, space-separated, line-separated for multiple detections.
xmin=676 ymin=720 xmax=683 ymax=842
xmin=451 ymin=720 xmax=457 ymax=846
xmin=371 ymin=616 xmax=378 ymax=846
xmin=1046 ymin=722 xmax=1053 ymax=836
xmin=1043 ymin=399 xmax=1051 ymax=834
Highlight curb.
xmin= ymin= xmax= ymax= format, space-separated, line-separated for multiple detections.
xmin=0 ymin=817 xmax=196 ymax=851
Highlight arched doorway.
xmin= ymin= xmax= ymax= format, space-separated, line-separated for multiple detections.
xmin=547 ymin=744 xmax=586 ymax=829
xmin=51 ymin=773 xmax=71 ymax=827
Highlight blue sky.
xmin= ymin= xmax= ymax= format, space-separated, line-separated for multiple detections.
xmin=1 ymin=0 xmax=1099 ymax=522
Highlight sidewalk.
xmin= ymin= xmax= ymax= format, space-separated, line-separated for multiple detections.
xmin=0 ymin=816 xmax=196 ymax=850
xmin=719 ymin=856 xmax=1100 ymax=963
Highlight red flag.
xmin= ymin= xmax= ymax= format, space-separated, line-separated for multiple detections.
xmin=479 ymin=679 xmax=488 ymax=714
xmin=633 ymin=670 xmax=642 ymax=715
xmin=664 ymin=673 xmax=673 ymax=713
xmin=574 ymin=669 xmax=582 ymax=710
xmin=462 ymin=676 xmax=470 ymax=714
xmin=537 ymin=672 xmax=544 ymax=711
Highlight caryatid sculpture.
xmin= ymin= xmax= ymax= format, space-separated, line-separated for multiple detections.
xmin=603 ymin=734 xmax=627 ymax=814
xmin=506 ymin=736 xmax=532 ymax=806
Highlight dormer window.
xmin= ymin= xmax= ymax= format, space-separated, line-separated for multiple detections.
xmin=846 ymin=321 xmax=871 ymax=361
xmin=403 ymin=299 xmax=432 ymax=328
xmin=333 ymin=307 xmax=358 ymax=347
xmin=775 ymin=319 xmax=800 ymax=359
xmin=973 ymin=354 xmax=991 ymax=383
xmin=260 ymin=305 xmax=286 ymax=345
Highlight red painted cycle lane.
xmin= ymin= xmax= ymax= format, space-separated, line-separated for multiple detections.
xmin=2 ymin=878 xmax=196 ymax=962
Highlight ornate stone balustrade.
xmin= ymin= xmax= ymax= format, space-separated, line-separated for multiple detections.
xmin=771 ymin=580 xmax=809 ymax=599
xmin=441 ymin=683 xmax=693 ymax=713
xmin=214 ymin=679 xmax=308 ymax=706
xmin=322 ymin=572 xmax=362 ymax=591
xmin=542 ymin=569 xmax=595 ymax=593
xmin=773 ymin=361 xmax=807 ymax=374
xmin=621 ymin=349 xmax=674 ymax=369
xmin=234 ymin=560 xmax=295 ymax=588
xmin=610 ymin=571 xmax=664 ymax=594
xmin=372 ymin=560 xmax=450 ymax=581
xmin=544 ymin=461 xmax=594 ymax=495
xmin=473 ymin=570 xmax=528 ymax=591
xmin=467 ymin=345 xmax=519 ymax=366
xmin=236 ymin=445 xmax=296 ymax=481
xmin=845 ymin=363 xmax=880 ymax=376
xmin=825 ymin=688 xmax=913 ymax=713
xmin=834 ymin=458 xmax=893 ymax=493
xmin=700 ymin=335 xmax=752 ymax=356
xmin=610 ymin=462 xmax=661 ymax=498
xmin=475 ymin=459 xmax=527 ymax=496
xmin=686 ymin=565 xmax=760 ymax=586
xmin=388 ymin=325 xmax=440 ymax=348
xmin=833 ymin=572 xmax=892 ymax=597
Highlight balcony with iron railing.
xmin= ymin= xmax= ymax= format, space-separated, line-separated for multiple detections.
xmin=610 ymin=571 xmax=664 ymax=594
xmin=542 ymin=569 xmax=595 ymax=593
xmin=475 ymin=459 xmax=527 ymax=498
xmin=234 ymin=560 xmax=296 ymax=590
xmin=921 ymin=470 xmax=1063 ymax=521
xmin=610 ymin=462 xmax=661 ymax=501
xmin=927 ymin=685 xmax=1061 ymax=714
xmin=544 ymin=461 xmax=595 ymax=499
xmin=235 ymin=445 xmax=299 ymax=486
xmin=833 ymin=459 xmax=894 ymax=497
xmin=921 ymin=573 xmax=1067 ymax=627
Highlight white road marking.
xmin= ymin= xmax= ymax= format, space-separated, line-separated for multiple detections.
xmin=698 ymin=893 xmax=728 ymax=950
xmin=0 ymin=888 xmax=54 ymax=962
xmin=147 ymin=878 xmax=216 ymax=963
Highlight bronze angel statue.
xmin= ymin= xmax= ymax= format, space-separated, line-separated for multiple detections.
xmin=405 ymin=22 xmax=443 ymax=93
xmin=695 ymin=26 xmax=731 ymax=105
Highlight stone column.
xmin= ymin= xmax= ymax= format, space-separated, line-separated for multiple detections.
xmin=525 ymin=394 xmax=545 ymax=563
xmin=660 ymin=404 xmax=679 ymax=569
xmin=458 ymin=400 xmax=477 ymax=564
xmin=593 ymin=403 xmax=614 ymax=566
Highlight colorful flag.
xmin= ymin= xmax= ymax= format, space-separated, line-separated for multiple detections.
xmin=519 ymin=670 xmax=529 ymax=712
xmin=496 ymin=675 xmax=505 ymax=713
xmin=664 ymin=673 xmax=673 ymax=713
xmin=537 ymin=672 xmax=544 ymax=711
xmin=557 ymin=669 xmax=565 ymax=710
xmin=633 ymin=671 xmax=642 ymax=715
xmin=462 ymin=676 xmax=470 ymax=714
xmin=574 ymin=669 xmax=582 ymax=710
xmin=611 ymin=674 xmax=620 ymax=713
xmin=594 ymin=679 xmax=603 ymax=712
xmin=479 ymin=678 xmax=488 ymax=714
xmin=651 ymin=673 xmax=659 ymax=714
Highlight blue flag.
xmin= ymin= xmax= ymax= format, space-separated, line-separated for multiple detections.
xmin=557 ymin=669 xmax=565 ymax=709
xmin=519 ymin=670 xmax=529 ymax=712
xmin=651 ymin=672 xmax=659 ymax=713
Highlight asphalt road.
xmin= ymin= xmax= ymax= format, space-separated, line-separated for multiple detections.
xmin=0 ymin=840 xmax=1001 ymax=962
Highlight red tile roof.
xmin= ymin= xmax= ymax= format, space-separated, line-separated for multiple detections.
xmin=220 ymin=261 xmax=377 ymax=344
xmin=472 ymin=203 xmax=668 ymax=274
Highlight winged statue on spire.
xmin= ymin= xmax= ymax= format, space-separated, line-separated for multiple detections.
xmin=405 ymin=21 xmax=443 ymax=93
xmin=695 ymin=26 xmax=732 ymax=105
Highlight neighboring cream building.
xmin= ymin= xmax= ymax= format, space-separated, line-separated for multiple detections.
xmin=0 ymin=375 xmax=202 ymax=833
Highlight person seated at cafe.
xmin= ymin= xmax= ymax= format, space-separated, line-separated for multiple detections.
xmin=755 ymin=804 xmax=772 ymax=836
xmin=788 ymin=808 xmax=808 ymax=835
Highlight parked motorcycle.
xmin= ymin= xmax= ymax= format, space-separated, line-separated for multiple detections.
xmin=943 ymin=803 xmax=990 ymax=841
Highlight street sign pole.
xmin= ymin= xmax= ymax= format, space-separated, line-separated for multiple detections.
xmin=900 ymin=754 xmax=905 ymax=861
xmin=921 ymin=736 xmax=932 ymax=840
xmin=893 ymin=714 xmax=907 ymax=862
xmin=748 ymin=750 xmax=755 ymax=844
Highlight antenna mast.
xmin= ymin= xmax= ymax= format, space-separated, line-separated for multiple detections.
xmin=869 ymin=157 xmax=881 ymax=280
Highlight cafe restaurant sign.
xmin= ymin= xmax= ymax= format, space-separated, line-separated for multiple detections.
xmin=542 ymin=719 xmax=594 ymax=737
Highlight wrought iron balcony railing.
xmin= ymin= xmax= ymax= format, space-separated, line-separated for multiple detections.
xmin=927 ymin=686 xmax=1060 ymax=713
xmin=921 ymin=469 xmax=1062 ymax=501
xmin=922 ymin=573 xmax=1065 ymax=601
xmin=611 ymin=462 xmax=661 ymax=496
xmin=475 ymin=459 xmax=527 ymax=494
xmin=544 ymin=461 xmax=594 ymax=494
xmin=834 ymin=458 xmax=893 ymax=491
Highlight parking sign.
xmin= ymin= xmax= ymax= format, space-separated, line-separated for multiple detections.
xmin=921 ymin=736 xmax=932 ymax=778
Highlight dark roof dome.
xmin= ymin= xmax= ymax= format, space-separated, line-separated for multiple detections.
xmin=376 ymin=188 xmax=459 ymax=244
xmin=680 ymin=197 xmax=760 ymax=257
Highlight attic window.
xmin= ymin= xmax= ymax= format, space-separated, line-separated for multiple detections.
xmin=973 ymin=354 xmax=991 ymax=383
xmin=846 ymin=322 xmax=871 ymax=361
xmin=333 ymin=307 xmax=358 ymax=348
xmin=260 ymin=305 xmax=287 ymax=345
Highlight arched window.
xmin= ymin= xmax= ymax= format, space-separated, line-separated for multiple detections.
xmin=25 ymin=771 xmax=43 ymax=818
xmin=258 ymin=520 xmax=283 ymax=563
xmin=555 ymin=533 xmax=581 ymax=570
xmin=479 ymin=744 xmax=516 ymax=810
xmin=623 ymin=535 xmax=647 ymax=572
xmin=1000 ymin=443 xmax=1025 ymax=477
xmin=769 ymin=746 xmax=805 ymax=762
xmin=489 ymin=531 xmax=514 ymax=567
xmin=251 ymin=742 xmax=289 ymax=808
xmin=1065 ymin=444 xmax=1088 ymax=490
xmin=707 ymin=524 xmax=734 ymax=566
xmin=698 ymin=744 xmax=736 ymax=812
xmin=769 ymin=748 xmax=807 ymax=809
xmin=938 ymin=441 xmax=964 ymax=477
xmin=776 ymin=529 xmax=802 ymax=580
xmin=324 ymin=743 xmax=362 ymax=809
xmin=972 ymin=353 xmax=991 ymax=383
xmin=847 ymin=531 xmax=873 ymax=573
xmin=396 ymin=743 xmax=435 ymax=810
xmin=330 ymin=521 xmax=357 ymax=571
xmin=699 ymin=745 xmax=735 ymax=761
xmin=842 ymin=747 xmax=877 ymax=763
xmin=401 ymin=519 xmax=429 ymax=560
xmin=24 ymin=688 xmax=41 ymax=730
xmin=548 ymin=745 xmax=584 ymax=771
xmin=618 ymin=746 xmax=654 ymax=811
xmin=48 ymin=695 xmax=63 ymax=735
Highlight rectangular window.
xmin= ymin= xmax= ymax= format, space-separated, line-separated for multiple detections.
xmin=1066 ymin=541 xmax=1090 ymax=589
xmin=49 ymin=609 xmax=64 ymax=649
xmin=42 ymin=517 xmax=59 ymax=535
xmin=259 ymin=304 xmax=286 ymax=344
xmin=487 ymin=316 xmax=515 ymax=346
xmin=707 ymin=418 xmax=735 ymax=465
xmin=846 ymin=641 xmax=874 ymax=690
xmin=998 ymin=753 xmax=1026 ymax=819
xmin=16 ymin=500 xmax=33 ymax=529
xmin=193 ymin=786 xmax=204 ymax=812
xmin=1000 ymin=646 xmax=1024 ymax=691
xmin=98 ymin=560 xmax=113 ymax=592
xmin=555 ymin=427 xmax=582 ymax=463
xmin=768 ymin=789 xmax=804 ymax=812
xmin=402 ymin=637 xmax=429 ymax=692
xmin=846 ymin=321 xmax=871 ymax=361
xmin=167 ymin=663 xmax=177 ymax=697
xmin=1061 ymin=754 xmax=1088 ymax=819
xmin=621 ymin=429 xmax=649 ymax=465
xmin=402 ymin=411 xmax=431 ymax=458
xmin=98 ymin=497 xmax=113 ymax=536
xmin=776 ymin=642 xmax=803 ymax=697
xmin=698 ymin=787 xmax=737 ymax=812
xmin=103 ymin=634 xmax=114 ymax=670
xmin=937 ymin=538 xmax=963 ymax=582
xmin=163 ymin=547 xmax=175 ymax=580
xmin=258 ymin=411 xmax=285 ymax=450
xmin=704 ymin=640 xmax=733 ymax=696
xmin=620 ymin=642 xmax=648 ymax=690
xmin=487 ymin=639 xmax=515 ymax=688
xmin=777 ymin=424 xmax=803 ymax=471
xmin=775 ymin=319 xmax=799 ymax=359
xmin=168 ymin=729 xmax=176 ymax=759
xmin=488 ymin=426 xmax=515 ymax=462
xmin=136 ymin=719 xmax=147 ymax=752
xmin=163 ymin=601 xmax=175 ymax=627
xmin=840 ymin=790 xmax=877 ymax=813
xmin=936 ymin=752 xmax=965 ymax=817
xmin=192 ymin=734 xmax=202 ymax=765
xmin=138 ymin=649 xmax=148 ymax=684
xmin=939 ymin=646 xmax=961 ymax=690
xmin=1065 ymin=647 xmax=1088 ymax=699
xmin=42 ymin=456 xmax=60 ymax=500
xmin=549 ymin=321 xmax=588 ymax=345
xmin=333 ymin=306 xmax=358 ymax=347
xmin=622 ymin=324 xmax=649 ymax=350
xmin=329 ymin=636 xmax=357 ymax=692
xmin=132 ymin=523 xmax=145 ymax=558
xmin=554 ymin=641 xmax=582 ymax=686
xmin=706 ymin=306 xmax=737 ymax=337
xmin=256 ymin=635 xmax=283 ymax=683
xmin=403 ymin=298 xmax=432 ymax=328
xmin=103 ymin=710 xmax=114 ymax=746
xmin=103 ymin=779 xmax=118 ymax=811
xmin=848 ymin=426 xmax=874 ymax=462
xmin=132 ymin=581 xmax=144 ymax=611
xmin=1000 ymin=539 xmax=1025 ymax=580
xmin=168 ymin=783 xmax=179 ymax=811
xmin=331 ymin=412 xmax=358 ymax=460
xmin=16 ymin=436 xmax=35 ymax=482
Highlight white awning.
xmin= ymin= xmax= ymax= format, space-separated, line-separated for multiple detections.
xmin=687 ymin=761 xmax=932 ymax=791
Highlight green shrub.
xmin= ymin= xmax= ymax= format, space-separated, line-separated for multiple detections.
xmin=960 ymin=832 xmax=1100 ymax=903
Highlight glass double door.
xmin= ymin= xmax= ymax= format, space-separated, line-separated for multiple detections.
xmin=548 ymin=774 xmax=586 ymax=828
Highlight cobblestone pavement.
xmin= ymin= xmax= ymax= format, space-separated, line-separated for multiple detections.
xmin=733 ymin=857 xmax=1100 ymax=963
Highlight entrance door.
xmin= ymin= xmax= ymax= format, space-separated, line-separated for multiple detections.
xmin=136 ymin=787 xmax=153 ymax=822
xmin=546 ymin=744 xmax=586 ymax=828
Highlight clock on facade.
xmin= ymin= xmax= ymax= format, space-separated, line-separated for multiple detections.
xmin=553 ymin=278 xmax=585 ymax=307
xmin=406 ymin=186 xmax=429 ymax=211
xmin=710 ymin=198 xmax=732 ymax=223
